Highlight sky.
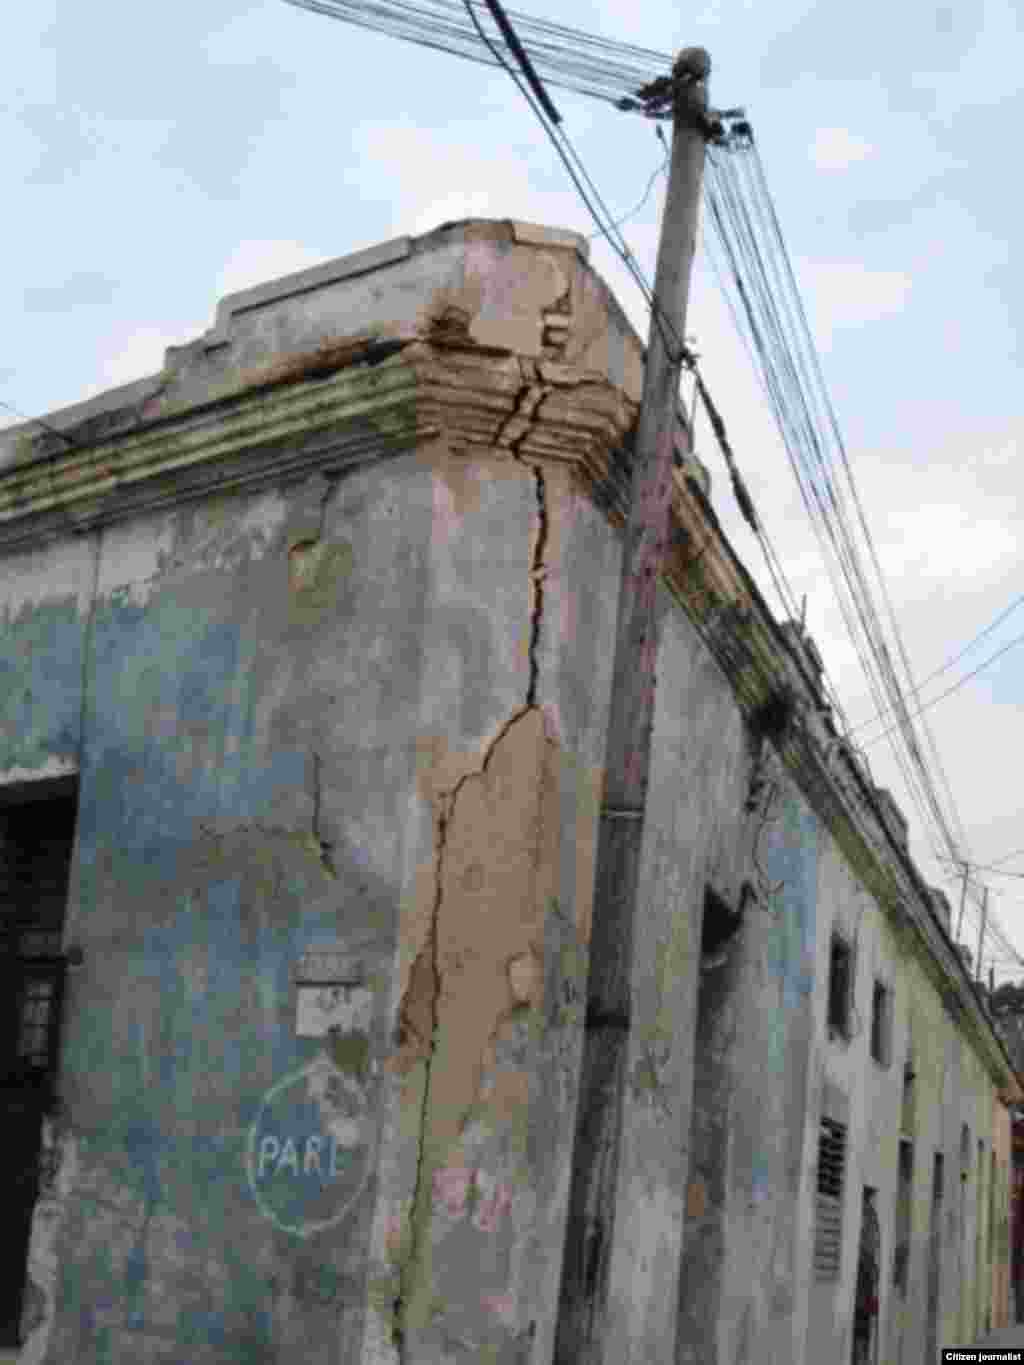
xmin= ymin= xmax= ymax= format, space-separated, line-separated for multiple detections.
xmin=5 ymin=0 xmax=1023 ymax=978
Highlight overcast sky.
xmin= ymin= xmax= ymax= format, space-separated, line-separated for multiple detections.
xmin=5 ymin=0 xmax=1023 ymax=978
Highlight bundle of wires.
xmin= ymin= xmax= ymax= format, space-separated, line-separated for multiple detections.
xmin=701 ymin=127 xmax=1024 ymax=975
xmin=282 ymin=0 xmax=671 ymax=107
xmin=281 ymin=0 xmax=1024 ymax=979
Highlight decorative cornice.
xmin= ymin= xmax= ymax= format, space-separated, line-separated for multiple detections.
xmin=0 ymin=334 xmax=638 ymax=553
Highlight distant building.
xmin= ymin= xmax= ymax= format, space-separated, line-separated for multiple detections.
xmin=0 ymin=219 xmax=1019 ymax=1365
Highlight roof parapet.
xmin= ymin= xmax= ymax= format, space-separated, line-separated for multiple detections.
xmin=927 ymin=886 xmax=953 ymax=932
xmin=873 ymin=786 xmax=909 ymax=851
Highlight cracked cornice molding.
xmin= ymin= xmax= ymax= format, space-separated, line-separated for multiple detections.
xmin=0 ymin=339 xmax=636 ymax=554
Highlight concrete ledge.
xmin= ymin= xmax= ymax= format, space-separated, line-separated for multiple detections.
xmin=0 ymin=219 xmax=601 ymax=473
xmin=201 ymin=236 xmax=414 ymax=350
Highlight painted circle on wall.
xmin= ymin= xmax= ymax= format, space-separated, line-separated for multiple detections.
xmin=246 ymin=1053 xmax=373 ymax=1237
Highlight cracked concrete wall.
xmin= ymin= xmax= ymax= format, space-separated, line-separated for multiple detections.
xmin=0 ymin=220 xmax=637 ymax=1365
xmin=595 ymin=587 xmax=757 ymax=1365
xmin=362 ymin=448 xmax=622 ymax=1365
xmin=0 ymin=436 xmax=621 ymax=1365
xmin=675 ymin=767 xmax=818 ymax=1365
xmin=23 ymin=470 xmax=412 ymax=1365
xmin=4 ymin=216 xmax=1010 ymax=1365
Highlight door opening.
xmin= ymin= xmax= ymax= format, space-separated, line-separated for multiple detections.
xmin=0 ymin=777 xmax=77 ymax=1347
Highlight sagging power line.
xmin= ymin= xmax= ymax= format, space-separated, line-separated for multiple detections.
xmin=282 ymin=0 xmax=673 ymax=108
xmin=700 ymin=126 xmax=974 ymax=887
xmin=280 ymin=0 xmax=1021 ymax=983
xmin=849 ymin=590 xmax=1024 ymax=739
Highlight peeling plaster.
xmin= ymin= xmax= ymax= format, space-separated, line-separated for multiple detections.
xmin=387 ymin=399 xmax=563 ymax=1350
xmin=392 ymin=704 xmax=559 ymax=1349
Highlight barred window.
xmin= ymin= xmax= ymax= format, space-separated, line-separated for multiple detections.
xmin=16 ymin=974 xmax=59 ymax=1072
xmin=815 ymin=1117 xmax=847 ymax=1279
xmin=0 ymin=779 xmax=76 ymax=1348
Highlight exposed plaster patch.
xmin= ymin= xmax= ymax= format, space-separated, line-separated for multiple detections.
xmin=462 ymin=241 xmax=569 ymax=356
xmin=92 ymin=514 xmax=176 ymax=608
xmin=507 ymin=952 xmax=543 ymax=1008
xmin=391 ymin=706 xmax=560 ymax=1352
xmin=151 ymin=488 xmax=290 ymax=588
xmin=0 ymin=537 xmax=97 ymax=624
xmin=239 ymin=333 xmax=411 ymax=394
xmin=19 ymin=1128 xmax=79 ymax=1365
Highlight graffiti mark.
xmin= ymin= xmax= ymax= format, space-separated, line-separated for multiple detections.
xmin=431 ymin=1166 xmax=514 ymax=1231
xmin=246 ymin=1052 xmax=374 ymax=1237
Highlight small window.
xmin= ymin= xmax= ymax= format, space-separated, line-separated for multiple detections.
xmin=893 ymin=1140 xmax=913 ymax=1295
xmin=901 ymin=1055 xmax=916 ymax=1135
xmin=814 ymin=1117 xmax=847 ymax=1279
xmin=870 ymin=980 xmax=891 ymax=1066
xmin=828 ymin=934 xmax=853 ymax=1040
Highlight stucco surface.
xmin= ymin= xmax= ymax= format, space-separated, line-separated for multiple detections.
xmin=0 ymin=220 xmax=1016 ymax=1365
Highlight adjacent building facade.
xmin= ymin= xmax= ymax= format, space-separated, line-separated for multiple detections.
xmin=0 ymin=219 xmax=1018 ymax=1365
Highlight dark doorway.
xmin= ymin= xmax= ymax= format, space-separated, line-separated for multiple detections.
xmin=0 ymin=778 xmax=76 ymax=1347
xmin=851 ymin=1186 xmax=880 ymax=1365
xmin=925 ymin=1152 xmax=945 ymax=1365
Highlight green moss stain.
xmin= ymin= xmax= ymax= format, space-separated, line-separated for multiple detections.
xmin=330 ymin=1031 xmax=370 ymax=1080
xmin=289 ymin=540 xmax=355 ymax=625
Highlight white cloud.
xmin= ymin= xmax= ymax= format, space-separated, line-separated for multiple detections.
xmin=87 ymin=323 xmax=202 ymax=394
xmin=78 ymin=240 xmax=334 ymax=397
xmin=810 ymin=126 xmax=874 ymax=172
xmin=215 ymin=238 xmax=332 ymax=298
xmin=798 ymin=261 xmax=913 ymax=349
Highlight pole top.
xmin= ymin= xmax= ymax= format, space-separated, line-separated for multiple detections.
xmin=673 ymin=47 xmax=711 ymax=82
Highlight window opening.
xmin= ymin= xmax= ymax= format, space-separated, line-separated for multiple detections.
xmin=893 ymin=1140 xmax=913 ymax=1296
xmin=815 ymin=1117 xmax=847 ymax=1279
xmin=828 ymin=934 xmax=853 ymax=1040
xmin=852 ymin=1187 xmax=880 ymax=1365
xmin=870 ymin=980 xmax=891 ymax=1065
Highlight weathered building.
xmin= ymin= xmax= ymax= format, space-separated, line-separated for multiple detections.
xmin=0 ymin=219 xmax=1019 ymax=1365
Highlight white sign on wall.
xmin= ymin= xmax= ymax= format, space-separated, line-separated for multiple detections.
xmin=296 ymin=984 xmax=374 ymax=1038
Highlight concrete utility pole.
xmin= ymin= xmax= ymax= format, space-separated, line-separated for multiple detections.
xmin=977 ymin=886 xmax=989 ymax=985
xmin=554 ymin=47 xmax=711 ymax=1363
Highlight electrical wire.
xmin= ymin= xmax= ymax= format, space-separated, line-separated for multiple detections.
xmin=455 ymin=0 xmax=662 ymax=336
xmin=588 ymin=135 xmax=668 ymax=241
xmin=282 ymin=0 xmax=673 ymax=108
xmin=701 ymin=128 xmax=974 ymax=880
xmin=286 ymin=0 xmax=1021 ymax=974
xmin=860 ymin=625 xmax=1024 ymax=750
xmin=849 ymin=590 xmax=1024 ymax=738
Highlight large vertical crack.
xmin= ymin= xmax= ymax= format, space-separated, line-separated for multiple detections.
xmin=304 ymin=475 xmax=338 ymax=880
xmin=391 ymin=360 xmax=553 ymax=1355
xmin=524 ymin=463 xmax=548 ymax=707
xmin=310 ymin=750 xmax=337 ymax=879
xmin=493 ymin=359 xmax=551 ymax=708
xmin=393 ymin=797 xmax=447 ymax=1357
